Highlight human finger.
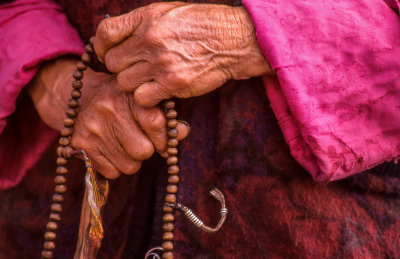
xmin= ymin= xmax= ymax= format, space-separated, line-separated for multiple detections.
xmin=133 ymin=105 xmax=167 ymax=154
xmin=117 ymin=61 xmax=154 ymax=92
xmin=94 ymin=10 xmax=144 ymax=61
xmin=134 ymin=103 xmax=190 ymax=154
xmin=113 ymin=105 xmax=156 ymax=162
xmin=94 ymin=2 xmax=186 ymax=61
xmin=103 ymin=37 xmax=144 ymax=73
xmin=134 ymin=81 xmax=171 ymax=107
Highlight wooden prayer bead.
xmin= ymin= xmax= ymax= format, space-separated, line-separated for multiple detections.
xmin=165 ymin=194 xmax=176 ymax=203
xmin=163 ymin=232 xmax=174 ymax=241
xmin=71 ymin=89 xmax=82 ymax=99
xmin=66 ymin=108 xmax=77 ymax=118
xmin=167 ymin=184 xmax=178 ymax=194
xmin=164 ymin=101 xmax=175 ymax=109
xmin=60 ymin=127 xmax=73 ymax=137
xmin=44 ymin=241 xmax=55 ymax=250
xmin=52 ymin=194 xmax=64 ymax=203
xmin=168 ymin=175 xmax=179 ymax=184
xmin=85 ymin=44 xmax=94 ymax=54
xmin=163 ymin=223 xmax=174 ymax=232
xmin=72 ymin=80 xmax=82 ymax=89
xmin=163 ymin=222 xmax=174 ymax=231
xmin=166 ymin=110 xmax=177 ymax=119
xmin=45 ymin=231 xmax=56 ymax=241
xmin=56 ymin=166 xmax=68 ymax=175
xmin=51 ymin=203 xmax=62 ymax=213
xmin=49 ymin=213 xmax=61 ymax=222
xmin=167 ymin=139 xmax=178 ymax=147
xmin=63 ymin=118 xmax=75 ymax=127
xmin=163 ymin=213 xmax=174 ymax=222
xmin=68 ymin=99 xmax=79 ymax=108
xmin=46 ymin=221 xmax=58 ymax=231
xmin=167 ymin=156 xmax=178 ymax=165
xmin=162 ymin=252 xmax=173 ymax=259
xmin=81 ymin=53 xmax=91 ymax=65
xmin=55 ymin=184 xmax=67 ymax=194
xmin=41 ymin=250 xmax=53 ymax=259
xmin=163 ymin=205 xmax=173 ymax=213
xmin=167 ymin=119 xmax=178 ymax=128
xmin=56 ymin=147 xmax=64 ymax=157
xmin=167 ymin=129 xmax=178 ymax=138
xmin=59 ymin=137 xmax=70 ymax=147
xmin=167 ymin=148 xmax=178 ymax=156
xmin=77 ymin=61 xmax=87 ymax=71
xmin=168 ymin=166 xmax=179 ymax=175
xmin=43 ymin=40 xmax=184 ymax=257
xmin=55 ymin=175 xmax=66 ymax=185
xmin=73 ymin=70 xmax=83 ymax=80
xmin=63 ymin=146 xmax=73 ymax=158
xmin=162 ymin=241 xmax=173 ymax=251
xmin=56 ymin=157 xmax=68 ymax=166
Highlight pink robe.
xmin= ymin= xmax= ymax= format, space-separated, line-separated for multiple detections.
xmin=1 ymin=0 xmax=400 ymax=189
xmin=243 ymin=0 xmax=400 ymax=181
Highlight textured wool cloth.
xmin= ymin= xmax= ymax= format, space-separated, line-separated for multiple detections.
xmin=1 ymin=0 xmax=400 ymax=258
xmin=243 ymin=0 xmax=400 ymax=181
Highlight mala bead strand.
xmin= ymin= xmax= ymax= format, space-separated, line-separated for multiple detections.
xmin=162 ymin=100 xmax=179 ymax=259
xmin=41 ymin=39 xmax=94 ymax=259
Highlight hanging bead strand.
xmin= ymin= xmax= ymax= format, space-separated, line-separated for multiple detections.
xmin=41 ymin=39 xmax=94 ymax=259
xmin=162 ymin=100 xmax=179 ymax=259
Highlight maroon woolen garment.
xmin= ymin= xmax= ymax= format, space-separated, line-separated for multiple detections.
xmin=1 ymin=0 xmax=400 ymax=258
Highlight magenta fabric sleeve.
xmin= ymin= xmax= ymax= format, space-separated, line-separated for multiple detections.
xmin=0 ymin=0 xmax=84 ymax=189
xmin=242 ymin=0 xmax=400 ymax=181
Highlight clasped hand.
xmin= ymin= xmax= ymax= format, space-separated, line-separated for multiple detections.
xmin=94 ymin=2 xmax=271 ymax=108
xmin=29 ymin=2 xmax=271 ymax=179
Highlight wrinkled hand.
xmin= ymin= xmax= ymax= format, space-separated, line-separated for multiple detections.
xmin=94 ymin=2 xmax=272 ymax=107
xmin=28 ymin=58 xmax=189 ymax=179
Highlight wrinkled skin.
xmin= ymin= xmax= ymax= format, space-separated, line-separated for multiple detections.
xmin=94 ymin=2 xmax=272 ymax=107
xmin=28 ymin=58 xmax=189 ymax=179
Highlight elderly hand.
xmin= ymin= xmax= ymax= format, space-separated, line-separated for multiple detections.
xmin=28 ymin=58 xmax=189 ymax=179
xmin=94 ymin=2 xmax=272 ymax=107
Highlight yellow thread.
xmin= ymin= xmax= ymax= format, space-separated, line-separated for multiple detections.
xmin=85 ymin=160 xmax=104 ymax=240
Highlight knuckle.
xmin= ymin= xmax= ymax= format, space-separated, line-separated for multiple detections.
xmin=146 ymin=110 xmax=166 ymax=129
xmin=117 ymin=72 xmax=131 ymax=92
xmin=169 ymin=70 xmax=189 ymax=87
xmin=95 ymin=98 xmax=116 ymax=114
xmin=104 ymin=52 xmax=119 ymax=73
xmin=103 ymin=169 xmax=120 ymax=180
xmin=137 ymin=139 xmax=155 ymax=160
xmin=124 ymin=162 xmax=142 ymax=175
xmin=98 ymin=18 xmax=120 ymax=42
xmin=156 ymin=53 xmax=172 ymax=65
xmin=143 ymin=29 xmax=157 ymax=43
xmin=86 ymin=120 xmax=102 ymax=136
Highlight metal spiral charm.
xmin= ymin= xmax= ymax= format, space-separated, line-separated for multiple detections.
xmin=166 ymin=188 xmax=228 ymax=234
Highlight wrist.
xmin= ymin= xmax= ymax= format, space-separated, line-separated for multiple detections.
xmin=27 ymin=57 xmax=79 ymax=130
xmin=226 ymin=6 xmax=273 ymax=80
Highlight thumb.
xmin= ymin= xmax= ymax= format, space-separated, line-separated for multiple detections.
xmin=93 ymin=2 xmax=187 ymax=62
xmin=93 ymin=9 xmax=144 ymax=61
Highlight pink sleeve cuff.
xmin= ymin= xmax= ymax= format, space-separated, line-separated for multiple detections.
xmin=0 ymin=0 xmax=84 ymax=132
xmin=243 ymin=0 xmax=400 ymax=181
xmin=0 ymin=0 xmax=84 ymax=189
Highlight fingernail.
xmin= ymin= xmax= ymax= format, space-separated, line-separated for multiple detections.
xmin=178 ymin=120 xmax=191 ymax=133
